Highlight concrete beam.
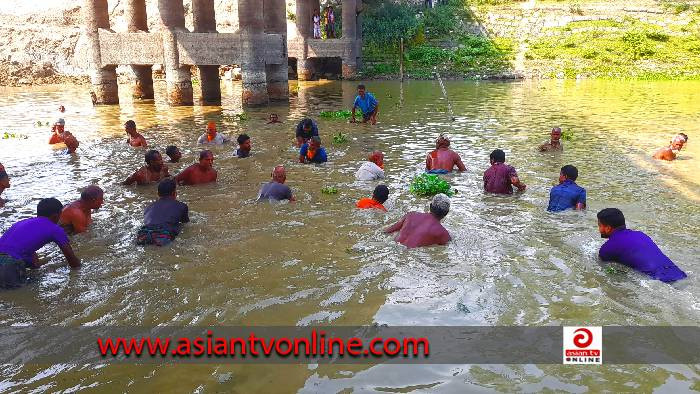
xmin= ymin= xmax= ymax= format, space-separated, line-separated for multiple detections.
xmin=83 ymin=0 xmax=118 ymax=105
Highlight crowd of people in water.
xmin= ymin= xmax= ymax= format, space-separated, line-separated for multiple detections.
xmin=0 ymin=84 xmax=691 ymax=289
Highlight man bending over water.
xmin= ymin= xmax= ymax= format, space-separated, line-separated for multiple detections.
xmin=299 ymin=136 xmax=328 ymax=164
xmin=175 ymin=150 xmax=218 ymax=185
xmin=0 ymin=163 xmax=9 ymax=208
xmin=123 ymin=150 xmax=170 ymax=185
xmin=483 ymin=149 xmax=526 ymax=194
xmin=538 ymin=127 xmax=563 ymax=152
xmin=59 ymin=185 xmax=104 ymax=234
xmin=426 ymin=135 xmax=466 ymax=174
xmin=351 ymin=84 xmax=378 ymax=125
xmin=137 ymin=179 xmax=189 ymax=246
xmin=0 ymin=198 xmax=81 ymax=288
xmin=125 ymin=120 xmax=148 ymax=148
xmin=597 ymin=208 xmax=686 ymax=283
xmin=653 ymin=133 xmax=688 ymax=161
xmin=385 ymin=194 xmax=451 ymax=248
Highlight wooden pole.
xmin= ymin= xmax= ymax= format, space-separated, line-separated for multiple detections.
xmin=400 ymin=37 xmax=404 ymax=82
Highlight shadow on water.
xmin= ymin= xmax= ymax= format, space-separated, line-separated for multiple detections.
xmin=0 ymin=79 xmax=699 ymax=391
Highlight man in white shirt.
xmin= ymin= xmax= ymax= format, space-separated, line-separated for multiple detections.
xmin=355 ymin=151 xmax=385 ymax=180
xmin=197 ymin=121 xmax=230 ymax=145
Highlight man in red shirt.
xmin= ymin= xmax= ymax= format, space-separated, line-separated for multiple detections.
xmin=483 ymin=149 xmax=526 ymax=194
xmin=356 ymin=185 xmax=389 ymax=212
xmin=175 ymin=150 xmax=218 ymax=185
xmin=425 ymin=135 xmax=466 ymax=174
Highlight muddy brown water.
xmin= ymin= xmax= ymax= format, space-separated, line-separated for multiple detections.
xmin=0 ymin=80 xmax=699 ymax=392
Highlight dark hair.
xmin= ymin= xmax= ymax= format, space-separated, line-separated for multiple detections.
xmin=237 ymin=134 xmax=250 ymax=145
xmin=145 ymin=150 xmax=161 ymax=164
xmin=489 ymin=149 xmax=506 ymax=163
xmin=679 ymin=133 xmax=688 ymax=142
xmin=80 ymin=185 xmax=104 ymax=201
xmin=165 ymin=145 xmax=179 ymax=156
xmin=199 ymin=149 xmax=213 ymax=160
xmin=37 ymin=198 xmax=63 ymax=217
xmin=560 ymin=165 xmax=578 ymax=181
xmin=0 ymin=170 xmax=7 ymax=180
xmin=597 ymin=208 xmax=626 ymax=229
xmin=124 ymin=120 xmax=136 ymax=129
xmin=357 ymin=84 xmax=366 ymax=90
xmin=302 ymin=118 xmax=314 ymax=129
xmin=373 ymin=185 xmax=390 ymax=204
xmin=158 ymin=178 xmax=177 ymax=197
xmin=429 ymin=201 xmax=449 ymax=219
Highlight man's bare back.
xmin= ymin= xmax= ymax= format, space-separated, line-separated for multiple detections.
xmin=385 ymin=212 xmax=450 ymax=248
xmin=653 ymin=147 xmax=677 ymax=161
xmin=426 ymin=149 xmax=466 ymax=172
xmin=123 ymin=165 xmax=170 ymax=185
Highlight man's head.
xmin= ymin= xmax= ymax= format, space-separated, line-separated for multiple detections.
xmin=165 ymin=145 xmax=182 ymax=162
xmin=54 ymin=118 xmax=65 ymax=133
xmin=559 ymin=164 xmax=578 ymax=183
xmin=597 ymin=208 xmax=626 ymax=239
xmin=0 ymin=165 xmax=9 ymax=190
xmin=37 ymin=197 xmax=64 ymax=223
xmin=357 ymin=84 xmax=366 ymax=97
xmin=124 ymin=120 xmax=136 ymax=135
xmin=145 ymin=150 xmax=163 ymax=172
xmin=489 ymin=149 xmax=506 ymax=164
xmin=206 ymin=121 xmax=217 ymax=136
xmin=436 ymin=134 xmax=450 ymax=150
xmin=199 ymin=150 xmax=214 ymax=169
xmin=671 ymin=133 xmax=688 ymax=150
xmin=310 ymin=136 xmax=322 ymax=149
xmin=369 ymin=151 xmax=384 ymax=168
xmin=430 ymin=193 xmax=450 ymax=220
xmin=373 ymin=185 xmax=390 ymax=204
xmin=80 ymin=185 xmax=104 ymax=210
xmin=58 ymin=105 xmax=65 ymax=113
xmin=551 ymin=127 xmax=562 ymax=143
xmin=272 ymin=165 xmax=287 ymax=183
xmin=237 ymin=134 xmax=251 ymax=152
xmin=269 ymin=113 xmax=279 ymax=122
xmin=157 ymin=178 xmax=177 ymax=198
xmin=302 ymin=118 xmax=314 ymax=133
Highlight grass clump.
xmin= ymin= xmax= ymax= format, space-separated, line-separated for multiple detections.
xmin=321 ymin=186 xmax=339 ymax=195
xmin=332 ymin=132 xmax=349 ymax=144
xmin=320 ymin=110 xmax=355 ymax=120
xmin=3 ymin=132 xmax=28 ymax=139
xmin=409 ymin=174 xmax=455 ymax=197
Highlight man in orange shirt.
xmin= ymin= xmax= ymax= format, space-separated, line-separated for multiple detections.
xmin=356 ymin=185 xmax=389 ymax=212
xmin=59 ymin=185 xmax=104 ymax=234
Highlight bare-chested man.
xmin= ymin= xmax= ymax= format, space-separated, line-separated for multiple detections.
xmin=49 ymin=119 xmax=66 ymax=145
xmin=0 ymin=163 xmax=9 ymax=208
xmin=538 ymin=127 xmax=563 ymax=152
xmin=384 ymin=194 xmax=451 ymax=248
xmin=425 ymin=135 xmax=466 ymax=174
xmin=125 ymin=120 xmax=148 ymax=148
xmin=174 ymin=150 xmax=218 ymax=185
xmin=653 ymin=133 xmax=688 ymax=161
xmin=267 ymin=114 xmax=282 ymax=124
xmin=59 ymin=185 xmax=104 ymax=234
xmin=122 ymin=150 xmax=170 ymax=185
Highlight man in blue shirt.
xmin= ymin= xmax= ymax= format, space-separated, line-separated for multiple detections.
xmin=351 ymin=84 xmax=379 ymax=125
xmin=547 ymin=165 xmax=586 ymax=212
xmin=299 ymin=136 xmax=328 ymax=164
xmin=597 ymin=208 xmax=686 ymax=283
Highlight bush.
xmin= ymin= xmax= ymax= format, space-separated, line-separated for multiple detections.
xmin=622 ymin=30 xmax=655 ymax=59
xmin=362 ymin=2 xmax=420 ymax=48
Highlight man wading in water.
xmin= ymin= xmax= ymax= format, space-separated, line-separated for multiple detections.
xmin=385 ymin=194 xmax=451 ymax=248
xmin=425 ymin=135 xmax=466 ymax=174
xmin=538 ymin=127 xmax=563 ymax=152
xmin=653 ymin=133 xmax=688 ymax=161
xmin=175 ymin=150 xmax=218 ymax=185
xmin=59 ymin=185 xmax=104 ymax=234
xmin=122 ymin=150 xmax=170 ymax=186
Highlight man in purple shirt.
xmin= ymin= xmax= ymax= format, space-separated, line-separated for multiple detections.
xmin=0 ymin=198 xmax=81 ymax=288
xmin=483 ymin=149 xmax=526 ymax=194
xmin=597 ymin=208 xmax=686 ymax=283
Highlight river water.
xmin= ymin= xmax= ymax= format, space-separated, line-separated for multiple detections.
xmin=0 ymin=80 xmax=698 ymax=392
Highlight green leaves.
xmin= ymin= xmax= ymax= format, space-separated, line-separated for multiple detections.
xmin=2 ymin=132 xmax=28 ymax=139
xmin=332 ymin=132 xmax=348 ymax=144
xmin=320 ymin=110 xmax=353 ymax=120
xmin=409 ymin=174 xmax=455 ymax=197
xmin=321 ymin=186 xmax=339 ymax=194
xmin=561 ymin=130 xmax=575 ymax=141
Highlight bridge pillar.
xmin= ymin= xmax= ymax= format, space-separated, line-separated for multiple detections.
xmin=193 ymin=0 xmax=221 ymax=105
xmin=239 ymin=0 xmax=269 ymax=106
xmin=84 ymin=0 xmax=118 ymax=105
xmin=264 ymin=0 xmax=289 ymax=101
xmin=158 ymin=0 xmax=193 ymax=106
xmin=295 ymin=0 xmax=319 ymax=81
xmin=126 ymin=0 xmax=154 ymax=100
xmin=342 ymin=0 xmax=359 ymax=78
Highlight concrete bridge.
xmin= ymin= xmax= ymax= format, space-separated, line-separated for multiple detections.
xmin=83 ymin=0 xmax=362 ymax=107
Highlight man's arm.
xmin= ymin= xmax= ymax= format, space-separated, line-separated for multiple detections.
xmin=174 ymin=168 xmax=190 ymax=185
xmin=511 ymin=176 xmax=527 ymax=191
xmin=575 ymin=190 xmax=586 ymax=210
xmin=197 ymin=134 xmax=206 ymax=144
xmin=598 ymin=240 xmax=616 ymax=262
xmin=454 ymin=153 xmax=466 ymax=172
xmin=139 ymin=135 xmax=148 ymax=147
xmin=369 ymin=104 xmax=378 ymax=125
xmin=384 ymin=215 xmax=406 ymax=234
xmin=299 ymin=145 xmax=308 ymax=163
xmin=122 ymin=169 xmax=142 ymax=185
xmin=58 ymin=242 xmax=81 ymax=268
xmin=425 ymin=154 xmax=432 ymax=171
xmin=350 ymin=106 xmax=357 ymax=123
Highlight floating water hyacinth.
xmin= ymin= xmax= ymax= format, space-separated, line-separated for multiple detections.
xmin=321 ymin=186 xmax=338 ymax=194
xmin=332 ymin=132 xmax=348 ymax=144
xmin=561 ymin=129 xmax=575 ymax=141
xmin=409 ymin=174 xmax=455 ymax=197
xmin=3 ymin=132 xmax=28 ymax=139
xmin=319 ymin=109 xmax=361 ymax=120
xmin=604 ymin=265 xmax=624 ymax=275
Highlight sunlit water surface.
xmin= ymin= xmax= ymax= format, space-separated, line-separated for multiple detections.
xmin=0 ymin=80 xmax=698 ymax=392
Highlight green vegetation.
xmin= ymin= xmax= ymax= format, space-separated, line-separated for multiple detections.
xmin=332 ymin=132 xmax=349 ymax=144
xmin=360 ymin=0 xmax=515 ymax=79
xmin=409 ymin=174 xmax=455 ymax=197
xmin=321 ymin=186 xmax=339 ymax=194
xmin=527 ymin=18 xmax=700 ymax=79
xmin=35 ymin=121 xmax=50 ymax=127
xmin=320 ymin=109 xmax=355 ymax=119
xmin=3 ymin=132 xmax=28 ymax=139
xmin=561 ymin=129 xmax=575 ymax=141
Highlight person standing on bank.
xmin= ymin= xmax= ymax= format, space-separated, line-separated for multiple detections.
xmin=313 ymin=9 xmax=321 ymax=39
xmin=0 ymin=198 xmax=81 ymax=288
xmin=351 ymin=85 xmax=379 ymax=125
xmin=325 ymin=6 xmax=336 ymax=38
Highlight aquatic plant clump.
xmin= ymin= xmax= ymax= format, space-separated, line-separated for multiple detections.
xmin=3 ymin=132 xmax=28 ymax=139
xmin=409 ymin=174 xmax=455 ymax=197
xmin=561 ymin=129 xmax=575 ymax=141
xmin=321 ymin=186 xmax=339 ymax=194
xmin=332 ymin=132 xmax=349 ymax=144
xmin=319 ymin=109 xmax=362 ymax=120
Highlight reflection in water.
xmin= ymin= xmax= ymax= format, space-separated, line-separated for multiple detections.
xmin=0 ymin=80 xmax=698 ymax=391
